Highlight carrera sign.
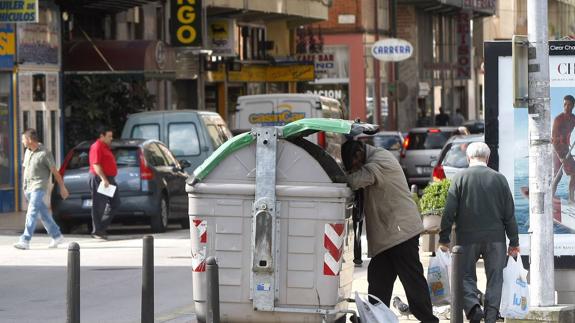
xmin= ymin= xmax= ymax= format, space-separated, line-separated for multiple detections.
xmin=371 ymin=38 xmax=413 ymax=62
xmin=171 ymin=0 xmax=202 ymax=47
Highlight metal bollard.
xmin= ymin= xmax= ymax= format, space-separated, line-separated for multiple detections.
xmin=141 ymin=235 xmax=154 ymax=323
xmin=450 ymin=245 xmax=464 ymax=323
xmin=206 ymin=256 xmax=220 ymax=323
xmin=67 ymin=242 xmax=80 ymax=323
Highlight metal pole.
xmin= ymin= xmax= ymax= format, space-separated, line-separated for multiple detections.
xmin=374 ymin=0 xmax=381 ymax=127
xmin=527 ymin=0 xmax=554 ymax=307
xmin=67 ymin=242 xmax=80 ymax=323
xmin=141 ymin=235 xmax=154 ymax=323
xmin=450 ymin=245 xmax=463 ymax=323
xmin=206 ymin=256 xmax=220 ymax=323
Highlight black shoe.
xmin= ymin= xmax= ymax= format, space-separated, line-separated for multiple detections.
xmin=353 ymin=259 xmax=363 ymax=267
xmin=468 ymin=304 xmax=484 ymax=323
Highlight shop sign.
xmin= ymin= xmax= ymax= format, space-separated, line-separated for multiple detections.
xmin=371 ymin=38 xmax=413 ymax=62
xmin=0 ymin=24 xmax=15 ymax=68
xmin=17 ymin=4 xmax=59 ymax=65
xmin=296 ymin=53 xmax=336 ymax=75
xmin=171 ymin=0 xmax=202 ymax=47
xmin=0 ymin=0 xmax=38 ymax=23
xmin=455 ymin=10 xmax=471 ymax=79
xmin=206 ymin=64 xmax=315 ymax=82
xmin=208 ymin=18 xmax=236 ymax=56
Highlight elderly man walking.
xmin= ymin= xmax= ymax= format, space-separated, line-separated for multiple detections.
xmin=439 ymin=142 xmax=520 ymax=323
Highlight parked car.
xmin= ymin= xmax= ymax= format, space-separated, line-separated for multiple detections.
xmin=430 ymin=134 xmax=485 ymax=182
xmin=463 ymin=119 xmax=485 ymax=134
xmin=51 ymin=139 xmax=191 ymax=233
xmin=121 ymin=110 xmax=232 ymax=174
xmin=356 ymin=131 xmax=404 ymax=161
xmin=400 ymin=126 xmax=460 ymax=187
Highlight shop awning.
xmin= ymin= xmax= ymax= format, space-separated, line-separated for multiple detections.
xmin=63 ymin=40 xmax=175 ymax=77
xmin=398 ymin=0 xmax=496 ymax=17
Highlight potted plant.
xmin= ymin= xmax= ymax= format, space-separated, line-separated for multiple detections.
xmin=419 ymin=179 xmax=451 ymax=232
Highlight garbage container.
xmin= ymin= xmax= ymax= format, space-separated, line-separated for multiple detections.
xmin=186 ymin=119 xmax=377 ymax=323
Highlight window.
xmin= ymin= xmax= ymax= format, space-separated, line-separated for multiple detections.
xmin=35 ymin=111 xmax=44 ymax=144
xmin=114 ymin=148 xmax=139 ymax=167
xmin=156 ymin=143 xmax=178 ymax=167
xmin=131 ymin=124 xmax=160 ymax=140
xmin=407 ymin=132 xmax=451 ymax=150
xmin=168 ymin=123 xmax=200 ymax=157
xmin=205 ymin=124 xmax=231 ymax=150
xmin=67 ymin=149 xmax=90 ymax=170
xmin=373 ymin=135 xmax=402 ymax=151
xmin=144 ymin=143 xmax=168 ymax=167
xmin=442 ymin=143 xmax=470 ymax=168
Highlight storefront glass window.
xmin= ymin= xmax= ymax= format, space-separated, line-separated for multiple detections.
xmin=0 ymin=74 xmax=11 ymax=187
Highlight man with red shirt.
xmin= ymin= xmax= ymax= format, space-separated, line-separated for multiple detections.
xmin=89 ymin=126 xmax=119 ymax=239
xmin=552 ymin=95 xmax=575 ymax=201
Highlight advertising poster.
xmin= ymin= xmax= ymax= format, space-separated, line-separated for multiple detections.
xmin=488 ymin=41 xmax=575 ymax=260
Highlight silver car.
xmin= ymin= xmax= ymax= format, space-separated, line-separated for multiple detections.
xmin=400 ymin=127 xmax=460 ymax=187
xmin=430 ymin=134 xmax=485 ymax=182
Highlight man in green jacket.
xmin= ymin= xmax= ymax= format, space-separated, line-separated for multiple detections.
xmin=439 ymin=142 xmax=520 ymax=323
xmin=342 ymin=140 xmax=438 ymax=323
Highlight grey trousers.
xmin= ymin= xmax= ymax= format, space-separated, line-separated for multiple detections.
xmin=461 ymin=242 xmax=507 ymax=323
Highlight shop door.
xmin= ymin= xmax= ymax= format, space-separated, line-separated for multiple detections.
xmin=18 ymin=72 xmax=61 ymax=210
xmin=0 ymin=73 xmax=14 ymax=212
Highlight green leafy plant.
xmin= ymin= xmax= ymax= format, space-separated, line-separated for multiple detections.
xmin=419 ymin=179 xmax=451 ymax=216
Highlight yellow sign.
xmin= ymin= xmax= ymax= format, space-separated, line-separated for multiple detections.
xmin=171 ymin=0 xmax=202 ymax=47
xmin=207 ymin=64 xmax=315 ymax=82
xmin=0 ymin=0 xmax=38 ymax=23
xmin=249 ymin=105 xmax=306 ymax=125
xmin=0 ymin=31 xmax=15 ymax=55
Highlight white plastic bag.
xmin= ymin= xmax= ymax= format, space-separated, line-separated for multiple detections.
xmin=499 ymin=255 xmax=529 ymax=319
xmin=427 ymin=248 xmax=451 ymax=305
xmin=355 ymin=292 xmax=399 ymax=323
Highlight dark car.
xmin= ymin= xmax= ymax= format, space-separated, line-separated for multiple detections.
xmin=430 ymin=134 xmax=484 ymax=182
xmin=400 ymin=127 xmax=460 ymax=187
xmin=463 ymin=120 xmax=485 ymax=134
xmin=51 ymin=139 xmax=191 ymax=233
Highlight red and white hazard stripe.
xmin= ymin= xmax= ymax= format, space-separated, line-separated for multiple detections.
xmin=191 ymin=217 xmax=207 ymax=272
xmin=323 ymin=223 xmax=345 ymax=276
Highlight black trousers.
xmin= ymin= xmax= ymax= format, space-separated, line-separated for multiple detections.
xmin=368 ymin=235 xmax=439 ymax=323
xmin=353 ymin=219 xmax=363 ymax=263
xmin=89 ymin=174 xmax=120 ymax=235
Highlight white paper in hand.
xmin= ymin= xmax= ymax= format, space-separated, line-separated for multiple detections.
xmin=97 ymin=182 xmax=117 ymax=198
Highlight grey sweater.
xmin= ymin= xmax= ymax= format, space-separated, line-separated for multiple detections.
xmin=439 ymin=165 xmax=519 ymax=247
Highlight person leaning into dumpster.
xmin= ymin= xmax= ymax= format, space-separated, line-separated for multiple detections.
xmin=438 ymin=142 xmax=519 ymax=323
xmin=341 ymin=140 xmax=439 ymax=323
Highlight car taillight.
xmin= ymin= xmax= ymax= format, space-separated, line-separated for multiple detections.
xmin=401 ymin=136 xmax=409 ymax=158
xmin=139 ymin=149 xmax=154 ymax=180
xmin=428 ymin=128 xmax=441 ymax=133
xmin=432 ymin=164 xmax=446 ymax=181
xmin=59 ymin=149 xmax=74 ymax=176
xmin=317 ymin=131 xmax=326 ymax=149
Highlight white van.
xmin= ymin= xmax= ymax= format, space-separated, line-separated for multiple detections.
xmin=233 ymin=93 xmax=344 ymax=143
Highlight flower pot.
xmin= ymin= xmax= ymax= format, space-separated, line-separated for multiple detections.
xmin=422 ymin=211 xmax=442 ymax=232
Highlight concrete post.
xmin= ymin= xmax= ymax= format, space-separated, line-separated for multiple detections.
xmin=527 ymin=0 xmax=555 ymax=306
xmin=141 ymin=235 xmax=154 ymax=323
xmin=67 ymin=242 xmax=80 ymax=323
xmin=206 ymin=256 xmax=220 ymax=323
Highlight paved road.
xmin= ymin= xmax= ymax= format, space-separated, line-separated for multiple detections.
xmin=0 ymin=212 xmax=482 ymax=322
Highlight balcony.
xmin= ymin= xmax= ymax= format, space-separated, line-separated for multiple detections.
xmin=398 ymin=0 xmax=496 ymax=17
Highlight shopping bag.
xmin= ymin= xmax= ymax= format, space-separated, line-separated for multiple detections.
xmin=499 ymin=255 xmax=529 ymax=319
xmin=355 ymin=292 xmax=399 ymax=323
xmin=427 ymin=248 xmax=451 ymax=305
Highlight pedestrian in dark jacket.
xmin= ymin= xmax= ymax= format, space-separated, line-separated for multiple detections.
xmin=342 ymin=140 xmax=439 ymax=323
xmin=439 ymin=142 xmax=520 ymax=323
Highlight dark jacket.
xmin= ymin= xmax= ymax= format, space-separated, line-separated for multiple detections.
xmin=439 ymin=163 xmax=519 ymax=247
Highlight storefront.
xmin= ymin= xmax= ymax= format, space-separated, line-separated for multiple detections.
xmin=0 ymin=24 xmax=15 ymax=212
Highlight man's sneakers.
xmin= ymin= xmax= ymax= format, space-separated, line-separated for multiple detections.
xmin=13 ymin=236 xmax=65 ymax=250
xmin=48 ymin=235 xmax=64 ymax=248
xmin=13 ymin=240 xmax=30 ymax=250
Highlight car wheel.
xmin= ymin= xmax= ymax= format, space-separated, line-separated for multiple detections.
xmin=151 ymin=197 xmax=169 ymax=233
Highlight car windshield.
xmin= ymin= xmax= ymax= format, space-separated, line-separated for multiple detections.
xmin=442 ymin=143 xmax=470 ymax=168
xmin=407 ymin=132 xmax=451 ymax=150
xmin=66 ymin=147 xmax=139 ymax=170
xmin=373 ymin=135 xmax=402 ymax=150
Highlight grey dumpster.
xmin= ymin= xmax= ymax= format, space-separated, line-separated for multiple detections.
xmin=186 ymin=119 xmax=377 ymax=323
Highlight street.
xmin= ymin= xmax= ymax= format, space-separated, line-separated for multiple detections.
xmin=0 ymin=212 xmax=486 ymax=322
